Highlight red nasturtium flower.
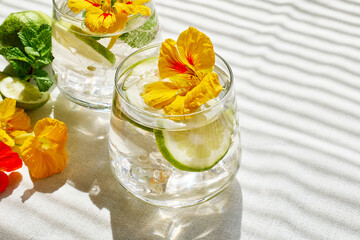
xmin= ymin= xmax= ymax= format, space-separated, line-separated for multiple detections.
xmin=0 ymin=141 xmax=22 ymax=193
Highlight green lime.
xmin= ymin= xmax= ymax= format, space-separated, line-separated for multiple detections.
xmin=0 ymin=72 xmax=8 ymax=81
xmin=52 ymin=22 xmax=116 ymax=67
xmin=0 ymin=76 xmax=50 ymax=110
xmin=0 ymin=10 xmax=51 ymax=48
xmin=154 ymin=111 xmax=234 ymax=172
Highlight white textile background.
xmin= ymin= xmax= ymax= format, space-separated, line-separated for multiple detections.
xmin=1 ymin=0 xmax=360 ymax=239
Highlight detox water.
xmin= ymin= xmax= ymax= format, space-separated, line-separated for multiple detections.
xmin=109 ymin=46 xmax=241 ymax=207
xmin=52 ymin=0 xmax=161 ymax=109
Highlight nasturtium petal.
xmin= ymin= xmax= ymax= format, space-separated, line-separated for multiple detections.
xmin=163 ymin=95 xmax=193 ymax=116
xmin=20 ymin=136 xmax=68 ymax=179
xmin=7 ymin=108 xmax=31 ymax=132
xmin=0 ymin=98 xmax=16 ymax=122
xmin=34 ymin=118 xmax=68 ymax=148
xmin=170 ymin=74 xmax=201 ymax=92
xmin=114 ymin=2 xmax=151 ymax=16
xmin=158 ymin=39 xmax=193 ymax=79
xmin=85 ymin=7 xmax=128 ymax=33
xmin=0 ymin=171 xmax=9 ymax=193
xmin=176 ymin=27 xmax=215 ymax=71
xmin=11 ymin=130 xmax=34 ymax=146
xmin=132 ymin=0 xmax=150 ymax=5
xmin=68 ymin=0 xmax=101 ymax=14
xmin=184 ymin=72 xmax=222 ymax=110
xmin=141 ymin=81 xmax=179 ymax=109
xmin=0 ymin=141 xmax=22 ymax=172
xmin=0 ymin=129 xmax=15 ymax=147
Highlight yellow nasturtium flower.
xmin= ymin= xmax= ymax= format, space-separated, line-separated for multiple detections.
xmin=20 ymin=118 xmax=68 ymax=179
xmin=0 ymin=98 xmax=31 ymax=146
xmin=0 ymin=98 xmax=31 ymax=132
xmin=68 ymin=0 xmax=151 ymax=34
xmin=141 ymin=27 xmax=223 ymax=115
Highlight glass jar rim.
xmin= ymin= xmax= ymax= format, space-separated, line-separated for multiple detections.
xmin=114 ymin=43 xmax=235 ymax=119
xmin=52 ymin=0 xmax=152 ymax=35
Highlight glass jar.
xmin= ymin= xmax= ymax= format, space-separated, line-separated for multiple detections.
xmin=109 ymin=44 xmax=241 ymax=207
xmin=52 ymin=0 xmax=161 ymax=109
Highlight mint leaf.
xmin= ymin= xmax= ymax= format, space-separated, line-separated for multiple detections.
xmin=33 ymin=69 xmax=52 ymax=92
xmin=8 ymin=60 xmax=32 ymax=80
xmin=0 ymin=46 xmax=31 ymax=63
xmin=0 ymin=23 xmax=54 ymax=90
xmin=119 ymin=12 xmax=159 ymax=48
xmin=18 ymin=24 xmax=53 ymax=68
xmin=0 ymin=46 xmax=32 ymax=78
xmin=24 ymin=46 xmax=40 ymax=58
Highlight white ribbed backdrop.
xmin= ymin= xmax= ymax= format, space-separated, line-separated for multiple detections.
xmin=1 ymin=0 xmax=360 ymax=239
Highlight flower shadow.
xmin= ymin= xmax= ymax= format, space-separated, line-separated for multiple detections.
xmin=0 ymin=172 xmax=23 ymax=201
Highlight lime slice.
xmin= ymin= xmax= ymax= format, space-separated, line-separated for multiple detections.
xmin=118 ymin=57 xmax=160 ymax=132
xmin=155 ymin=111 xmax=234 ymax=172
xmin=52 ymin=22 xmax=116 ymax=67
xmin=0 ymin=76 xmax=50 ymax=110
xmin=122 ymin=57 xmax=159 ymax=109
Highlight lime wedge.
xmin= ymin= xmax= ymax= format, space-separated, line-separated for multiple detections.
xmin=0 ymin=76 xmax=50 ymax=110
xmin=154 ymin=111 xmax=234 ymax=172
xmin=52 ymin=22 xmax=116 ymax=67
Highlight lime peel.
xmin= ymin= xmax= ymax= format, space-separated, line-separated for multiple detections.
xmin=155 ymin=111 xmax=233 ymax=172
xmin=0 ymin=76 xmax=50 ymax=110
xmin=52 ymin=22 xmax=116 ymax=67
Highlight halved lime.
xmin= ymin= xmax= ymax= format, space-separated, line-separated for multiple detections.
xmin=154 ymin=111 xmax=234 ymax=172
xmin=52 ymin=22 xmax=116 ymax=67
xmin=0 ymin=76 xmax=50 ymax=110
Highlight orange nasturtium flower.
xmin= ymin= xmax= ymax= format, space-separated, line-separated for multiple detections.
xmin=0 ymin=98 xmax=31 ymax=146
xmin=68 ymin=0 xmax=151 ymax=34
xmin=141 ymin=27 xmax=223 ymax=116
xmin=20 ymin=118 xmax=68 ymax=179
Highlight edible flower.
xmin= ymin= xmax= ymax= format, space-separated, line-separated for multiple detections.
xmin=20 ymin=118 xmax=68 ymax=179
xmin=0 ymin=98 xmax=31 ymax=146
xmin=68 ymin=0 xmax=151 ymax=34
xmin=0 ymin=141 xmax=22 ymax=193
xmin=141 ymin=27 xmax=223 ymax=115
xmin=0 ymin=98 xmax=31 ymax=132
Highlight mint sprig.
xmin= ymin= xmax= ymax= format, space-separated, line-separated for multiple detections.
xmin=0 ymin=24 xmax=53 ymax=92
xmin=119 ymin=12 xmax=159 ymax=48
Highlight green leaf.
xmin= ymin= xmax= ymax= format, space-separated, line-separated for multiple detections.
xmin=18 ymin=26 xmax=36 ymax=48
xmin=32 ymin=69 xmax=53 ymax=92
xmin=24 ymin=46 xmax=40 ymax=59
xmin=9 ymin=60 xmax=32 ymax=79
xmin=0 ymin=47 xmax=32 ymax=78
xmin=0 ymin=46 xmax=31 ymax=63
xmin=0 ymin=23 xmax=54 ymax=90
xmin=119 ymin=12 xmax=159 ymax=48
